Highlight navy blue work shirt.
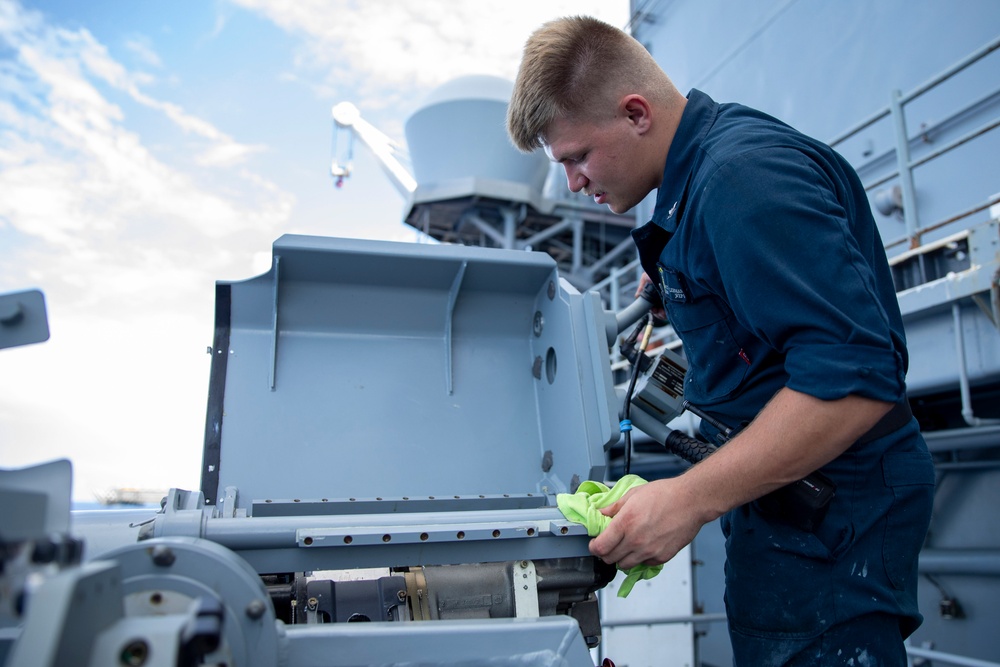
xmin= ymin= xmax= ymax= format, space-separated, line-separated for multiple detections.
xmin=633 ymin=89 xmax=909 ymax=434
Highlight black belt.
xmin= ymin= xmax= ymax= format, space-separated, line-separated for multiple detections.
xmin=754 ymin=398 xmax=914 ymax=532
xmin=857 ymin=398 xmax=913 ymax=445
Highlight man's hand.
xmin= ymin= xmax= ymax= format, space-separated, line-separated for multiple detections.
xmin=636 ymin=272 xmax=666 ymax=321
xmin=589 ymin=478 xmax=707 ymax=570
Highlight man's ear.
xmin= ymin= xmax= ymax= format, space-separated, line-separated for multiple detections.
xmin=621 ymin=95 xmax=652 ymax=134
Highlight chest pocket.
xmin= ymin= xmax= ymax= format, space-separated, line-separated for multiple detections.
xmin=659 ymin=266 xmax=750 ymax=403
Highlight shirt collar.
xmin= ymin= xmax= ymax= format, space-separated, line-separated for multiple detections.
xmin=650 ymin=89 xmax=719 ymax=233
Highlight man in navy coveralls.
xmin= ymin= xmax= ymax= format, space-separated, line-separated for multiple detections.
xmin=507 ymin=15 xmax=934 ymax=666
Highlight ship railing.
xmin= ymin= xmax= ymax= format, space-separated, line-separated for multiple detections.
xmin=829 ymin=34 xmax=1000 ymax=251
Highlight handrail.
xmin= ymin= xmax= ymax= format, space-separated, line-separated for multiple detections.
xmin=591 ymin=257 xmax=640 ymax=295
xmin=883 ymin=193 xmax=1000 ymax=251
xmin=829 ymin=34 xmax=1000 ymax=147
xmin=827 ymin=33 xmax=1000 ymax=252
xmin=905 ymin=645 xmax=1000 ymax=667
xmin=863 ymin=113 xmax=1000 ymax=191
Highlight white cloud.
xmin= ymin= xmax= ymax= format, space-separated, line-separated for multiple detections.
xmin=196 ymin=141 xmax=267 ymax=167
xmin=226 ymin=0 xmax=631 ymax=108
xmin=0 ymin=0 xmax=295 ymax=499
xmin=69 ymin=26 xmax=265 ymax=162
xmin=0 ymin=1 xmax=292 ymax=261
xmin=123 ymin=36 xmax=163 ymax=69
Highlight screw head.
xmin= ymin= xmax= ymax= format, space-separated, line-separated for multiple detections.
xmin=150 ymin=545 xmax=175 ymax=567
xmin=245 ymin=599 xmax=267 ymax=620
xmin=0 ymin=301 xmax=24 ymax=326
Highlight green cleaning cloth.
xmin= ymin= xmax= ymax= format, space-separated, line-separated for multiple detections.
xmin=556 ymin=474 xmax=663 ymax=597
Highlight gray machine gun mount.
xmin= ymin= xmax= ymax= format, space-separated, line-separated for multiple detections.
xmin=1 ymin=235 xmax=691 ymax=667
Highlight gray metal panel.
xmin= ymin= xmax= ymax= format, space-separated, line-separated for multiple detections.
xmin=282 ymin=616 xmax=596 ymax=666
xmin=213 ymin=235 xmax=615 ymax=509
xmin=904 ymin=303 xmax=1000 ymax=393
xmin=634 ymin=0 xmax=1000 ymax=143
xmin=632 ymin=0 xmax=1000 ymax=251
xmin=915 ymin=467 xmax=1000 ymax=662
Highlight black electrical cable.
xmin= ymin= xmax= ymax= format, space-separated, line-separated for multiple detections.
xmin=620 ymin=315 xmax=652 ymax=476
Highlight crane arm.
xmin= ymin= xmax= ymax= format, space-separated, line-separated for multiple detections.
xmin=331 ymin=102 xmax=417 ymax=199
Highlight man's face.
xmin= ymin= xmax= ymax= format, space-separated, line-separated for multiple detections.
xmin=543 ymin=113 xmax=650 ymax=215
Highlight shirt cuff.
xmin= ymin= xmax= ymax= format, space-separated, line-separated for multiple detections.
xmin=784 ymin=343 xmax=906 ymax=402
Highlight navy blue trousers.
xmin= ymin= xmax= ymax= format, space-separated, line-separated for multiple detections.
xmin=722 ymin=427 xmax=934 ymax=666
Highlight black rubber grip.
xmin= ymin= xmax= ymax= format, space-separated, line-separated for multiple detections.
xmin=663 ymin=430 xmax=717 ymax=465
xmin=639 ymin=278 xmax=661 ymax=305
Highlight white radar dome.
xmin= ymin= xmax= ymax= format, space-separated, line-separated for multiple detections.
xmin=404 ymin=75 xmax=550 ymax=198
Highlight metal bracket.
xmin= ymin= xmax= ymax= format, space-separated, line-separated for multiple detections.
xmin=512 ymin=560 xmax=539 ymax=618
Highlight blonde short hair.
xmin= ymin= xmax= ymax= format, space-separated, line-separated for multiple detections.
xmin=507 ymin=15 xmax=672 ymax=152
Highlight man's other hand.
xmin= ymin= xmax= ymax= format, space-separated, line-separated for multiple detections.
xmin=589 ymin=478 xmax=705 ymax=570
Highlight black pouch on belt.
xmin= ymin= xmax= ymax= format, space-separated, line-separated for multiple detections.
xmin=754 ymin=471 xmax=837 ymax=532
xmin=753 ymin=399 xmax=913 ymax=532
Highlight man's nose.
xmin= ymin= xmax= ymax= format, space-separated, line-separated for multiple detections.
xmin=564 ymin=165 xmax=587 ymax=193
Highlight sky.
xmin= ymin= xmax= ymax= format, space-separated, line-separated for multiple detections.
xmin=0 ymin=0 xmax=630 ymax=501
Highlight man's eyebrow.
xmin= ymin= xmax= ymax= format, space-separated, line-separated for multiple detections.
xmin=544 ymin=145 xmax=577 ymax=164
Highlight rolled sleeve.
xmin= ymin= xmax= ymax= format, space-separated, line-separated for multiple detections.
xmin=784 ymin=343 xmax=904 ymax=402
xmin=698 ymin=147 xmax=906 ymax=403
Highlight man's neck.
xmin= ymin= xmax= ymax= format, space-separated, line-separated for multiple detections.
xmin=651 ymin=96 xmax=688 ymax=190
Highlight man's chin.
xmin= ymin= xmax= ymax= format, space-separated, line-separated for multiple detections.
xmin=607 ymin=201 xmax=634 ymax=215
